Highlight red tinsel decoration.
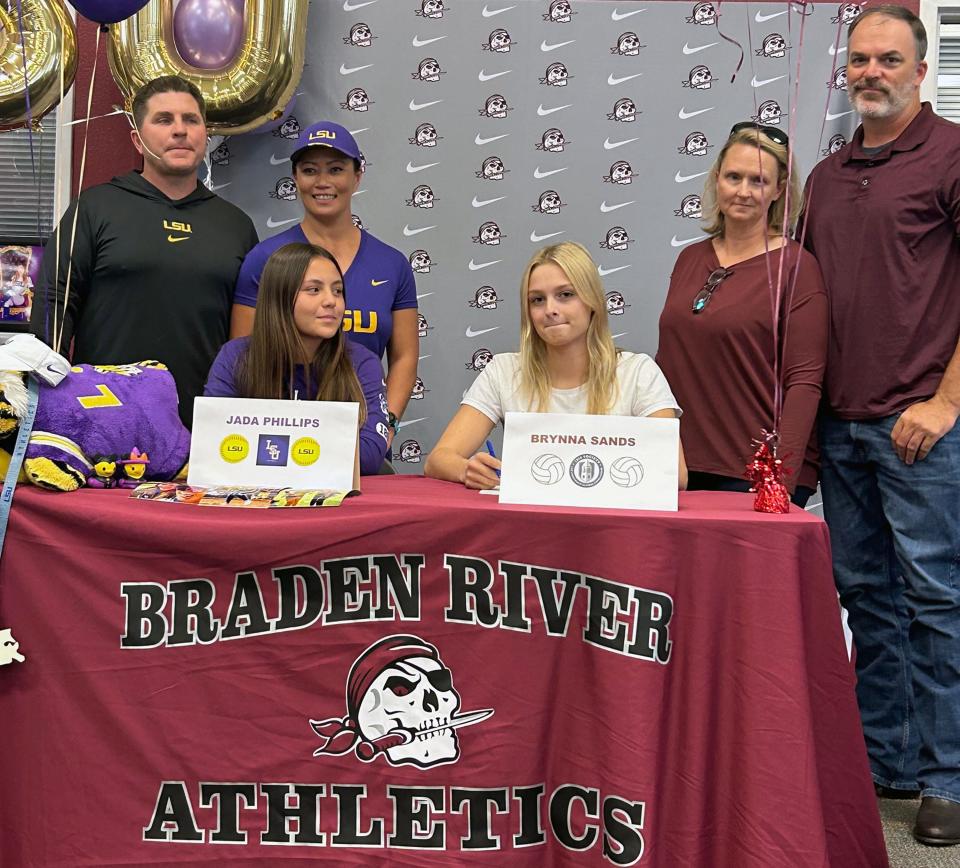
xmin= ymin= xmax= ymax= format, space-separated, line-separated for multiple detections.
xmin=745 ymin=434 xmax=791 ymax=514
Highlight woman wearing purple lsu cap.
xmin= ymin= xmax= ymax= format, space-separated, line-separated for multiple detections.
xmin=231 ymin=121 xmax=418 ymax=445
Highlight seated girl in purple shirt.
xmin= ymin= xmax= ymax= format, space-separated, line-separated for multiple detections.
xmin=205 ymin=243 xmax=389 ymax=475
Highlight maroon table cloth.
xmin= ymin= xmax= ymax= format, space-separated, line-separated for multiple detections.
xmin=0 ymin=478 xmax=887 ymax=867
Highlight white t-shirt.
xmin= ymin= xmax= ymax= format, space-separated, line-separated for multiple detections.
xmin=463 ymin=351 xmax=681 ymax=425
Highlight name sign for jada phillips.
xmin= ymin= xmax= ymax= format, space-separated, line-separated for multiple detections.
xmin=499 ymin=412 xmax=679 ymax=511
xmin=188 ymin=398 xmax=359 ymax=490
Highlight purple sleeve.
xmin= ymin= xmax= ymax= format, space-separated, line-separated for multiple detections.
xmin=234 ymin=247 xmax=267 ymax=309
xmin=351 ymin=345 xmax=389 ymax=474
xmin=203 ymin=340 xmax=244 ymax=397
xmin=392 ymin=257 xmax=418 ymax=311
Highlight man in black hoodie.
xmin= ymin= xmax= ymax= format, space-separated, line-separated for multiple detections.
xmin=31 ymin=76 xmax=258 ymax=427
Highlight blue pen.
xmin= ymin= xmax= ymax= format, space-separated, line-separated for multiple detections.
xmin=484 ymin=439 xmax=501 ymax=478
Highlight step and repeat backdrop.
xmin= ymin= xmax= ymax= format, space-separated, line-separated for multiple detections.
xmin=214 ymin=0 xmax=860 ymax=471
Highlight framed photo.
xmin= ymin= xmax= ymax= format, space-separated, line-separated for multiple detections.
xmin=0 ymin=240 xmax=42 ymax=332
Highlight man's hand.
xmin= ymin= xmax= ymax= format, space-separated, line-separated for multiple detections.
xmin=891 ymin=395 xmax=959 ymax=464
xmin=462 ymin=451 xmax=501 ymax=490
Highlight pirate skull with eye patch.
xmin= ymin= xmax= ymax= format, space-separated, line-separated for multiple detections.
xmin=352 ymin=214 xmax=363 ymax=229
xmin=277 ymin=117 xmax=300 ymax=138
xmin=678 ymin=193 xmax=702 ymax=217
xmin=410 ymin=250 xmax=432 ymax=273
xmin=474 ymin=286 xmax=498 ymax=309
xmin=477 ymin=221 xmax=502 ymax=245
xmin=834 ymin=3 xmax=861 ymax=24
xmin=616 ymin=32 xmax=642 ymax=55
xmin=350 ymin=23 xmax=373 ymax=46
xmin=210 ymin=144 xmax=230 ymax=165
xmin=548 ymin=0 xmax=572 ymax=22
xmin=487 ymin=28 xmax=511 ymax=51
xmin=692 ymin=1 xmax=716 ymax=24
xmin=689 ymin=65 xmax=714 ymax=89
xmin=410 ymin=184 xmax=435 ymax=208
xmin=605 ymin=291 xmax=627 ymax=315
xmin=271 ymin=177 xmax=298 ymax=200
xmin=484 ymin=94 xmax=509 ymax=118
xmin=414 ymin=123 xmax=438 ymax=147
xmin=762 ymin=33 xmax=786 ymax=57
xmin=345 ymin=88 xmax=370 ymax=111
xmin=756 ymin=100 xmax=782 ymax=124
xmin=682 ymin=132 xmax=709 ymax=156
xmin=609 ymin=160 xmax=634 ymax=184
xmin=418 ymin=313 xmax=430 ymax=336
xmin=826 ymin=133 xmax=846 ymax=154
xmin=605 ymin=226 xmax=631 ymax=250
xmin=833 ymin=68 xmax=847 ymax=90
xmin=541 ymin=128 xmax=565 ymax=152
xmin=537 ymin=190 xmax=563 ymax=213
xmin=420 ymin=0 xmax=444 ymax=18
xmin=399 ymin=440 xmax=423 ymax=462
xmin=417 ymin=58 xmax=442 ymax=82
xmin=471 ymin=349 xmax=494 ymax=371
xmin=544 ymin=62 xmax=569 ymax=87
xmin=410 ymin=378 xmax=427 ymax=399
xmin=613 ymin=98 xmax=637 ymax=122
xmin=481 ymin=156 xmax=504 ymax=180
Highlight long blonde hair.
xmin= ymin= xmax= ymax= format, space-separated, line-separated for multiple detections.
xmin=518 ymin=241 xmax=619 ymax=415
xmin=701 ymin=127 xmax=803 ymax=237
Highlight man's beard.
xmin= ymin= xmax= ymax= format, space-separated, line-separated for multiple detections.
xmin=848 ymin=77 xmax=915 ymax=119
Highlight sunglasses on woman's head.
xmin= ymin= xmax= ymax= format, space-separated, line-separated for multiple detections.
xmin=692 ymin=267 xmax=734 ymax=314
xmin=729 ymin=122 xmax=789 ymax=148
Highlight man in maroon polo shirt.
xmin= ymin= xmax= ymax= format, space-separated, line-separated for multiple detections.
xmin=802 ymin=5 xmax=960 ymax=847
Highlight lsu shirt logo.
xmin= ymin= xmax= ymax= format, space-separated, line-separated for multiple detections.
xmin=343 ymin=310 xmax=378 ymax=334
xmin=163 ymin=220 xmax=192 ymax=243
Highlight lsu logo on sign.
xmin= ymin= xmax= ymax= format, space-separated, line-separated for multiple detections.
xmin=164 ymin=220 xmax=192 ymax=243
xmin=343 ymin=310 xmax=378 ymax=334
xmin=256 ymin=435 xmax=290 ymax=467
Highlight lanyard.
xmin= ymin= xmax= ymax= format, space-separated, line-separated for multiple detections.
xmin=0 ymin=375 xmax=39 ymax=558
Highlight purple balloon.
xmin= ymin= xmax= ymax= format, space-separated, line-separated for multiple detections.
xmin=173 ymin=0 xmax=245 ymax=70
xmin=70 ymin=0 xmax=149 ymax=24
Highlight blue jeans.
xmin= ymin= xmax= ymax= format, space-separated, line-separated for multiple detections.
xmin=820 ymin=414 xmax=960 ymax=802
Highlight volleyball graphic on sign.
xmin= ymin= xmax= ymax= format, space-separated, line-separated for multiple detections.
xmin=610 ymin=456 xmax=644 ymax=488
xmin=531 ymin=453 xmax=564 ymax=485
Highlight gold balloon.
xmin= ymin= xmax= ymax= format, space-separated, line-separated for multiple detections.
xmin=0 ymin=0 xmax=78 ymax=131
xmin=108 ymin=0 xmax=308 ymax=135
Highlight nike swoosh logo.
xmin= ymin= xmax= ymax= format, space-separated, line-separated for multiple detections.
xmin=409 ymin=98 xmax=443 ymax=111
xmin=340 ymin=63 xmax=373 ymax=75
xmin=412 ymin=34 xmax=447 ymax=47
xmin=406 ymin=161 xmax=440 ymax=173
xmin=482 ymin=4 xmax=515 ymax=16
xmin=537 ymin=103 xmax=572 ymax=116
xmin=828 ymin=44 xmax=847 ymax=57
xmin=604 ymin=137 xmax=639 ymax=150
xmin=751 ymin=74 xmax=786 ymax=88
xmin=472 ymin=195 xmax=507 ymax=207
xmin=675 ymin=170 xmax=708 ymax=183
xmin=598 ymin=264 xmax=631 ymax=276
xmin=416 ymin=292 xmax=434 ymax=300
xmin=167 ymin=235 xmax=189 ymax=243
xmin=343 ymin=0 xmax=377 ymax=10
xmin=371 ymin=279 xmax=389 ymax=286
xmin=466 ymin=325 xmax=500 ymax=337
xmin=600 ymin=200 xmax=635 ymax=213
xmin=269 ymin=154 xmax=289 ymax=165
xmin=478 ymin=69 xmax=511 ymax=82
xmin=468 ymin=258 xmax=502 ymax=271
xmin=541 ymin=39 xmax=575 ymax=52
xmin=671 ymin=234 xmax=701 ymax=247
xmin=533 ymin=166 xmax=567 ymax=179
xmin=266 ymin=216 xmax=300 ymax=228
xmin=418 ymin=354 xmax=431 ymax=361
xmin=475 ymin=133 xmax=509 ymax=145
xmin=678 ymin=106 xmax=715 ymax=120
xmin=608 ymin=73 xmax=643 ymax=85
xmin=208 ymin=182 xmax=231 ymax=192
xmin=754 ymin=9 xmax=786 ymax=22
xmin=530 ymin=230 xmax=564 ymax=242
xmin=683 ymin=41 xmax=718 ymax=55
xmin=611 ymin=8 xmax=645 ymax=20
xmin=611 ymin=332 xmax=628 ymax=339
xmin=403 ymin=224 xmax=436 ymax=236
xmin=825 ymin=110 xmax=854 ymax=121
xmin=398 ymin=417 xmax=426 ymax=429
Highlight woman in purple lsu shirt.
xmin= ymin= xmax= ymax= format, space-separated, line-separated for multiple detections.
xmin=208 ymin=243 xmax=389 ymax=476
xmin=231 ymin=121 xmax=418 ymax=445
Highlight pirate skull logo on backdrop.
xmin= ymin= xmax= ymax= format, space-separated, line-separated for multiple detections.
xmin=208 ymin=0 xmax=856 ymax=472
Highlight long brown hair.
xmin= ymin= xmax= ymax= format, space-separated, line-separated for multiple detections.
xmin=236 ymin=243 xmax=366 ymax=423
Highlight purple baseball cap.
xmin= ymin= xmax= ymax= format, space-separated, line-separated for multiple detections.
xmin=291 ymin=121 xmax=363 ymax=166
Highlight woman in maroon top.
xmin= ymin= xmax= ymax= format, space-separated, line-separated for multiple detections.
xmin=656 ymin=124 xmax=828 ymax=506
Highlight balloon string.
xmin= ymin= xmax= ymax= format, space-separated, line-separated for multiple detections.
xmin=714 ymin=0 xmax=746 ymax=83
xmin=56 ymin=24 xmax=101 ymax=354
xmin=51 ymin=23 xmax=66 ymax=347
xmin=14 ymin=0 xmax=40 ymax=247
